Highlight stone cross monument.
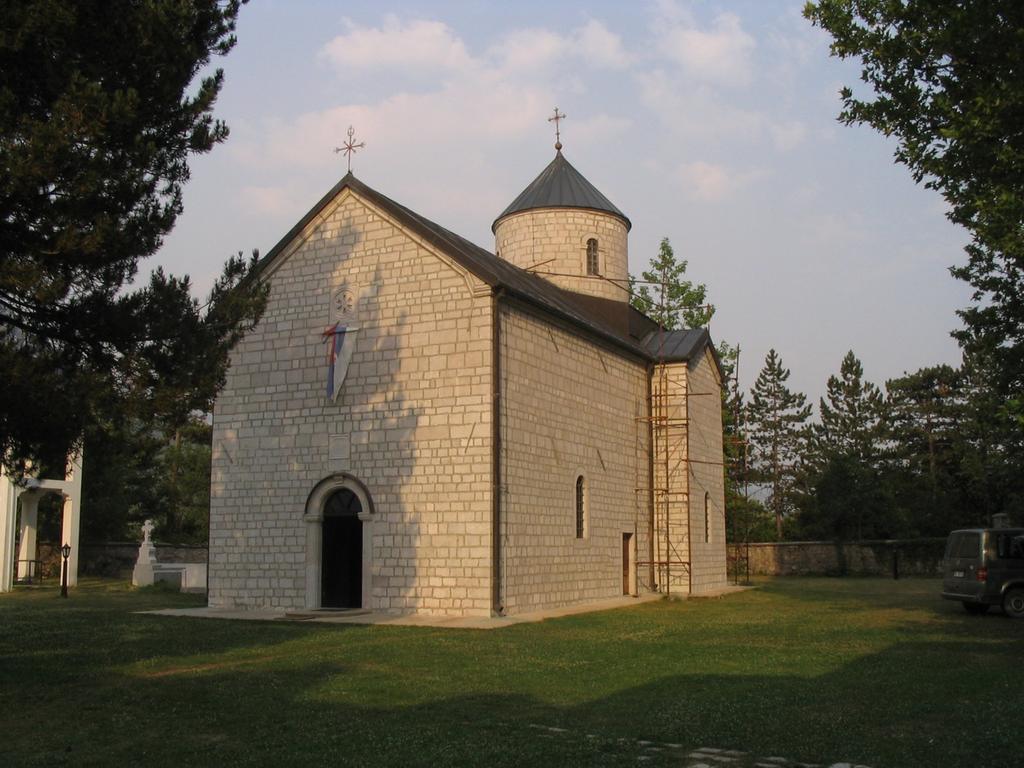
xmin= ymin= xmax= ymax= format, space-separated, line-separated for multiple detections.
xmin=131 ymin=519 xmax=158 ymax=587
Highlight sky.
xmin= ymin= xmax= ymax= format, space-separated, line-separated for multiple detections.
xmin=157 ymin=0 xmax=974 ymax=406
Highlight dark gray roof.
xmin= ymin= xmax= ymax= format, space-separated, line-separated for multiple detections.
xmin=640 ymin=328 xmax=724 ymax=372
xmin=257 ymin=173 xmax=716 ymax=370
xmin=492 ymin=151 xmax=631 ymax=232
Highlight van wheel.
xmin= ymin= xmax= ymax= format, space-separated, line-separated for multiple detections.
xmin=963 ymin=602 xmax=988 ymax=615
xmin=1003 ymin=588 xmax=1024 ymax=619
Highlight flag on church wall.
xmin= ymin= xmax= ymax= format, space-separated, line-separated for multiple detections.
xmin=322 ymin=323 xmax=358 ymax=400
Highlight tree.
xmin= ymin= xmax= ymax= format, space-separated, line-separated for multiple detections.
xmin=815 ymin=350 xmax=884 ymax=465
xmin=77 ymin=250 xmax=266 ymax=541
xmin=798 ymin=454 xmax=896 ymax=542
xmin=0 ymin=1 xmax=260 ymax=473
xmin=805 ymin=1 xmax=1024 ymax=397
xmin=882 ymin=364 xmax=967 ymax=535
xmin=954 ymin=345 xmax=1024 ymax=523
xmin=745 ymin=349 xmax=812 ymax=539
xmin=797 ymin=351 xmax=889 ymax=540
xmin=630 ymin=240 xmax=752 ymax=545
xmin=885 ymin=366 xmax=960 ymax=482
xmin=630 ymin=238 xmax=711 ymax=329
xmin=718 ymin=340 xmax=748 ymax=498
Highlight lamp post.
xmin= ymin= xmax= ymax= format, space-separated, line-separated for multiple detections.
xmin=60 ymin=543 xmax=71 ymax=598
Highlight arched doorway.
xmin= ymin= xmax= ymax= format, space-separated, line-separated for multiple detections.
xmin=303 ymin=473 xmax=374 ymax=611
xmin=321 ymin=488 xmax=362 ymax=609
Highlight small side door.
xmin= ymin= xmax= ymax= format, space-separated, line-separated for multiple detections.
xmin=622 ymin=533 xmax=632 ymax=596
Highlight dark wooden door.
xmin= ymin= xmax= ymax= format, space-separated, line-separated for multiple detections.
xmin=322 ymin=514 xmax=362 ymax=609
xmin=622 ymin=533 xmax=632 ymax=595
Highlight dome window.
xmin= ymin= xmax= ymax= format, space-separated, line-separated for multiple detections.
xmin=586 ymin=238 xmax=600 ymax=276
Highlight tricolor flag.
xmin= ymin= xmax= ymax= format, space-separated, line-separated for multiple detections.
xmin=322 ymin=322 xmax=358 ymax=400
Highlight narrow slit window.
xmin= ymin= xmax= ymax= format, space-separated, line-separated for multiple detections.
xmin=575 ymin=475 xmax=585 ymax=539
xmin=586 ymin=238 xmax=599 ymax=276
xmin=704 ymin=492 xmax=711 ymax=543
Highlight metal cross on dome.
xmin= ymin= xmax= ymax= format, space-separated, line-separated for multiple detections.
xmin=548 ymin=107 xmax=566 ymax=150
xmin=334 ymin=126 xmax=366 ymax=172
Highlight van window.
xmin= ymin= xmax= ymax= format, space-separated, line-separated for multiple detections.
xmin=995 ymin=533 xmax=1024 ymax=560
xmin=956 ymin=532 xmax=981 ymax=559
xmin=944 ymin=534 xmax=960 ymax=559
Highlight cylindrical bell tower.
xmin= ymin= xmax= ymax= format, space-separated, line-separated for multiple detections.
xmin=493 ymin=150 xmax=631 ymax=303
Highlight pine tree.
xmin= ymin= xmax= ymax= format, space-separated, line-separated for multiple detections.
xmin=816 ymin=351 xmax=885 ymax=465
xmin=882 ymin=363 xmax=979 ymax=536
xmin=800 ymin=351 xmax=888 ymax=541
xmin=745 ymin=349 xmax=812 ymax=539
xmin=630 ymin=238 xmax=711 ymax=329
xmin=0 ymin=2 xmax=265 ymax=473
xmin=885 ymin=365 xmax=961 ymax=493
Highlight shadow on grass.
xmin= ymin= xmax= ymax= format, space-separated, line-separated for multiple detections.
xmin=2 ymin=580 xmax=1021 ymax=768
xmin=749 ymin=576 xmax=1022 ymax=635
xmin=9 ymin=640 xmax=1021 ymax=768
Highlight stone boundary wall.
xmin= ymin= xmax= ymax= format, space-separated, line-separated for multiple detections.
xmin=34 ymin=541 xmax=207 ymax=580
xmin=727 ymin=538 xmax=947 ymax=578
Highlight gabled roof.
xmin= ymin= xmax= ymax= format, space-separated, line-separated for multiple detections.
xmin=492 ymin=150 xmax=631 ymax=232
xmin=256 ymin=173 xmax=716 ymax=369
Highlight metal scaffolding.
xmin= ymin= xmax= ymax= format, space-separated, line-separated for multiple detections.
xmin=638 ymin=359 xmax=692 ymax=595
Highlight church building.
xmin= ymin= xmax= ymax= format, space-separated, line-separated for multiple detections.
xmin=209 ymin=135 xmax=728 ymax=616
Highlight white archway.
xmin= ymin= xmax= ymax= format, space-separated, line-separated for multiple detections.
xmin=0 ymin=451 xmax=83 ymax=592
xmin=302 ymin=473 xmax=375 ymax=610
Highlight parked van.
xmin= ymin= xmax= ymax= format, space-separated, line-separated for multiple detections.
xmin=941 ymin=528 xmax=1024 ymax=617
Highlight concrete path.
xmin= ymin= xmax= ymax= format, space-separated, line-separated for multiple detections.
xmin=526 ymin=723 xmax=874 ymax=767
xmin=143 ymin=585 xmax=753 ymax=629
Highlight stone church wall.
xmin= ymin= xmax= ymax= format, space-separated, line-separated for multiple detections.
xmin=210 ymin=191 xmax=493 ymax=615
xmin=686 ymin=350 xmax=728 ymax=593
xmin=498 ymin=301 xmax=650 ymax=613
xmin=494 ymin=209 xmax=628 ymax=303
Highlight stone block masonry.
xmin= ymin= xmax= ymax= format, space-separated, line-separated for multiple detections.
xmin=646 ymin=351 xmax=727 ymax=596
xmin=210 ymin=190 xmax=493 ymax=615
xmin=686 ymin=349 xmax=728 ymax=593
xmin=729 ymin=539 xmax=947 ymax=578
xmin=208 ymin=170 xmax=730 ymax=616
xmin=495 ymin=208 xmax=629 ymax=303
xmin=498 ymin=300 xmax=651 ymax=613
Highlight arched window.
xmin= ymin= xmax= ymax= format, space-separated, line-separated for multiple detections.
xmin=586 ymin=238 xmax=599 ymax=276
xmin=575 ymin=475 xmax=586 ymax=538
xmin=704 ymin=492 xmax=711 ymax=543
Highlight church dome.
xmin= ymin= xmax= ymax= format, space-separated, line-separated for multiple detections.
xmin=492 ymin=150 xmax=631 ymax=233
xmin=493 ymin=150 xmax=631 ymax=304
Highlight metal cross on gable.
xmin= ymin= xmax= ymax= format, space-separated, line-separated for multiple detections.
xmin=548 ymin=107 xmax=566 ymax=150
xmin=334 ymin=125 xmax=366 ymax=172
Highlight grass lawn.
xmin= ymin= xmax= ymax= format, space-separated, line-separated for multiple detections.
xmin=1 ymin=578 xmax=1020 ymax=767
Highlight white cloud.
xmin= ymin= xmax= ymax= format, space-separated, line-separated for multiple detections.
xmin=574 ymin=19 xmax=631 ymax=69
xmin=241 ymin=15 xmax=637 ymax=179
xmin=487 ymin=28 xmax=566 ymax=73
xmin=320 ymin=16 xmax=472 ymax=73
xmin=321 ymin=16 xmax=629 ymax=82
xmin=677 ymin=161 xmax=763 ymax=201
xmin=635 ymin=70 xmax=765 ymax=144
xmin=769 ymin=120 xmax=807 ymax=152
xmin=656 ymin=12 xmax=756 ymax=86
